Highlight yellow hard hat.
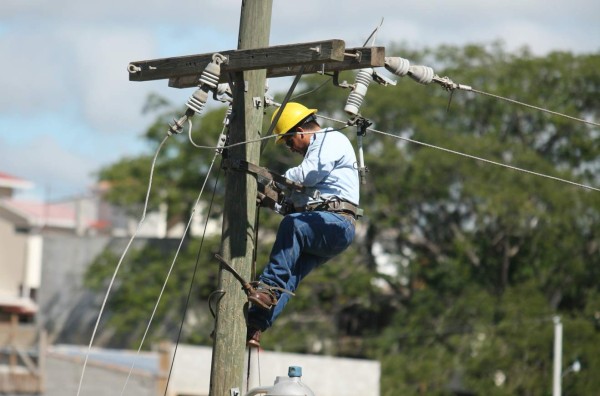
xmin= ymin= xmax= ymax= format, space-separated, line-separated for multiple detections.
xmin=271 ymin=102 xmax=318 ymax=144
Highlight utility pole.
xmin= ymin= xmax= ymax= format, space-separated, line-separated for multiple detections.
xmin=127 ymin=6 xmax=384 ymax=393
xmin=209 ymin=1 xmax=272 ymax=395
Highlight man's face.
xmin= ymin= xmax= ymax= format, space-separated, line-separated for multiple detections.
xmin=282 ymin=129 xmax=308 ymax=155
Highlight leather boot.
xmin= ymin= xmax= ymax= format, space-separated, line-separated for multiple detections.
xmin=247 ymin=326 xmax=261 ymax=348
xmin=247 ymin=282 xmax=278 ymax=310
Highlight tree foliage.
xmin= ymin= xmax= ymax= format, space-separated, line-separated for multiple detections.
xmin=87 ymin=43 xmax=600 ymax=395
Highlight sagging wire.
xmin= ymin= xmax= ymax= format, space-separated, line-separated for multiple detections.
xmin=383 ymin=56 xmax=600 ymax=128
xmin=244 ymin=192 xmax=264 ymax=394
xmin=330 ymin=54 xmax=598 ymax=191
xmin=120 ymin=115 xmax=231 ymax=396
xmin=208 ymin=289 xmax=226 ymax=320
xmin=188 ymin=84 xmax=233 ymax=150
xmin=163 ymin=154 xmax=225 ymax=396
xmin=265 ymin=65 xmax=307 ymax=146
xmin=76 ymin=134 xmax=170 ymax=396
xmin=469 ymin=88 xmax=600 ymax=128
xmin=171 ymin=124 xmax=351 ymax=152
xmin=292 ymin=18 xmax=384 ymax=102
xmin=317 ymin=113 xmax=600 ymax=193
xmin=79 ymin=54 xmax=230 ymax=396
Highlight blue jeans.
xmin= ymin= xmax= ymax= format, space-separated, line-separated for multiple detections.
xmin=248 ymin=210 xmax=355 ymax=330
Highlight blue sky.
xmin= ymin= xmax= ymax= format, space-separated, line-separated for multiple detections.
xmin=1 ymin=0 xmax=598 ymax=201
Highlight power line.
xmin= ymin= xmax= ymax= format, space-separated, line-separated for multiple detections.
xmin=180 ymin=118 xmax=600 ymax=193
xmin=317 ymin=114 xmax=600 ymax=193
xmin=77 ymin=134 xmax=170 ymax=396
xmin=81 ymin=52 xmax=597 ymax=394
xmin=471 ymin=88 xmax=600 ymax=128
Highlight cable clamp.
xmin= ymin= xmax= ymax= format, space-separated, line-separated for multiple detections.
xmin=432 ymin=75 xmax=473 ymax=92
xmin=347 ymin=115 xmax=372 ymax=136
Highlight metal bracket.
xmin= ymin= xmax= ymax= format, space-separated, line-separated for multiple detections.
xmin=332 ymin=71 xmax=351 ymax=89
xmin=230 ymin=388 xmax=240 ymax=396
xmin=347 ymin=116 xmax=372 ymax=134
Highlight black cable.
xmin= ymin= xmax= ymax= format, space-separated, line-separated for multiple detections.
xmin=252 ymin=204 xmax=260 ymax=280
xmin=163 ymin=159 xmax=223 ymax=396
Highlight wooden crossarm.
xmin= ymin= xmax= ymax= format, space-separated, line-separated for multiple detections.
xmin=128 ymin=39 xmax=346 ymax=83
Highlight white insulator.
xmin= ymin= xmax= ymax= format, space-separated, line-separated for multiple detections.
xmin=344 ymin=68 xmax=373 ymax=116
xmin=198 ymin=53 xmax=225 ymax=89
xmin=186 ymin=88 xmax=209 ymax=113
xmin=199 ymin=65 xmax=220 ymax=89
xmin=384 ymin=57 xmax=410 ymax=77
xmin=408 ymin=65 xmax=434 ymax=85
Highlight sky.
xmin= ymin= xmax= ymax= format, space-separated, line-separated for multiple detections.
xmin=1 ymin=0 xmax=598 ymax=201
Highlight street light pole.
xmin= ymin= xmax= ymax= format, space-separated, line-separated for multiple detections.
xmin=552 ymin=315 xmax=563 ymax=396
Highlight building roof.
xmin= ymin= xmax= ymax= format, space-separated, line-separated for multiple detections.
xmin=0 ymin=172 xmax=33 ymax=190
xmin=0 ymin=295 xmax=38 ymax=314
xmin=0 ymin=199 xmax=78 ymax=229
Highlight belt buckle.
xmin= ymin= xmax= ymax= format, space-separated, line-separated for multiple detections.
xmin=330 ymin=200 xmax=341 ymax=210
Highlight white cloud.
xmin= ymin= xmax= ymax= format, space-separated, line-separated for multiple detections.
xmin=59 ymin=25 xmax=162 ymax=132
xmin=0 ymin=0 xmax=598 ymax=200
xmin=0 ymin=134 xmax=96 ymax=199
xmin=0 ymin=25 xmax=73 ymax=112
xmin=271 ymin=0 xmax=599 ymax=53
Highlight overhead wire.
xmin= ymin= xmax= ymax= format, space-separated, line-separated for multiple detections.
xmin=178 ymin=116 xmax=599 ymax=194
xmin=76 ymin=134 xmax=170 ymax=396
xmin=291 ymin=19 xmax=383 ymax=102
xmin=163 ymin=154 xmax=224 ymax=396
xmin=80 ymin=102 xmax=228 ymax=396
xmin=83 ymin=60 xmax=304 ymax=395
xmin=471 ymin=88 xmax=600 ymax=128
xmin=83 ymin=41 xmax=597 ymax=394
xmin=118 ymin=129 xmax=226 ymax=396
xmin=317 ymin=114 xmax=600 ymax=193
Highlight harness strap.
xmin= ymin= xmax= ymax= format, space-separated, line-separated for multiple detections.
xmin=302 ymin=198 xmax=362 ymax=219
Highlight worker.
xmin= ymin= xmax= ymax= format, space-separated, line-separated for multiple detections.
xmin=246 ymin=102 xmax=360 ymax=347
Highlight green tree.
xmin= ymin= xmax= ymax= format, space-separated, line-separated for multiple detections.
xmin=87 ymin=43 xmax=600 ymax=394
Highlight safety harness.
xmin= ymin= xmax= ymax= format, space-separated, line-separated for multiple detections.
xmin=223 ymin=158 xmax=363 ymax=220
xmin=300 ymin=198 xmax=361 ymax=225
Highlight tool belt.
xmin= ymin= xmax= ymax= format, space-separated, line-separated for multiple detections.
xmin=299 ymin=198 xmax=362 ymax=221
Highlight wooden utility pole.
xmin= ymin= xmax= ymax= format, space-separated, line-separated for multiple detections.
xmin=127 ymin=5 xmax=385 ymax=393
xmin=209 ymin=1 xmax=272 ymax=395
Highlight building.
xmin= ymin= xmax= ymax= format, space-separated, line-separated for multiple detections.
xmin=0 ymin=172 xmax=172 ymax=393
xmin=47 ymin=343 xmax=380 ymax=396
xmin=0 ymin=172 xmax=381 ymax=395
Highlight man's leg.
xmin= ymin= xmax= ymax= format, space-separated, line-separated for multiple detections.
xmin=248 ymin=211 xmax=355 ymax=330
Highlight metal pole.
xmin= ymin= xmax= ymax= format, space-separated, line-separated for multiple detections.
xmin=552 ymin=315 xmax=562 ymax=396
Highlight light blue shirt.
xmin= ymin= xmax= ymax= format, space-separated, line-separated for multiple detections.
xmin=284 ymin=128 xmax=360 ymax=207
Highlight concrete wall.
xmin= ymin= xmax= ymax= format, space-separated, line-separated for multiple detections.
xmin=0 ymin=216 xmax=28 ymax=298
xmin=37 ymin=235 xmax=112 ymax=343
xmin=45 ymin=344 xmax=380 ymax=396
xmin=37 ymin=236 xmax=186 ymax=344
xmin=170 ymin=344 xmax=380 ymax=396
xmin=46 ymin=353 xmax=158 ymax=396
xmin=34 ymin=235 xmax=380 ymax=396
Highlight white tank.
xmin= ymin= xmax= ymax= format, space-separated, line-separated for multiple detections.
xmin=244 ymin=366 xmax=315 ymax=396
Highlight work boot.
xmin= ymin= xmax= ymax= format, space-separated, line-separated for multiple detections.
xmin=247 ymin=326 xmax=261 ymax=348
xmin=247 ymin=282 xmax=278 ymax=310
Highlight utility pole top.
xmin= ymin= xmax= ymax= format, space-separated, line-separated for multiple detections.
xmin=127 ymin=39 xmax=385 ymax=88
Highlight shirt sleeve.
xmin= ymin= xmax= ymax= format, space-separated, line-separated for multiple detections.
xmin=284 ymin=134 xmax=338 ymax=187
